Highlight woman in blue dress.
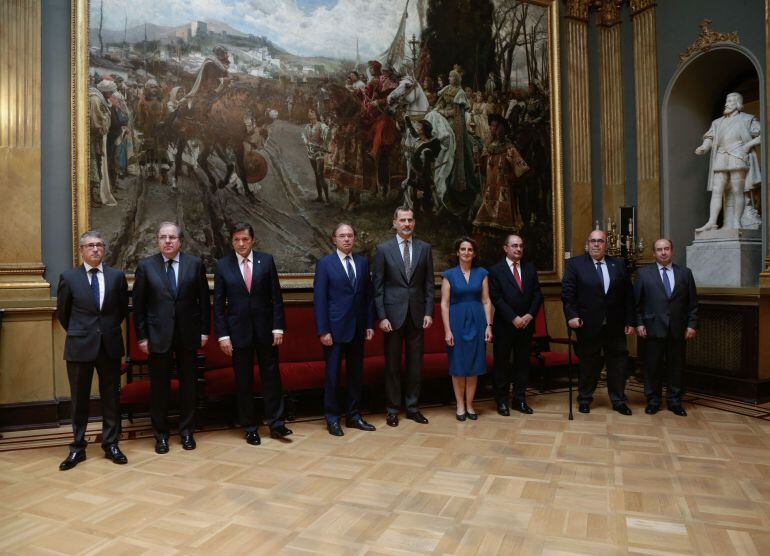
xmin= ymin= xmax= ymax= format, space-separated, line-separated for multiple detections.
xmin=440 ymin=237 xmax=493 ymax=420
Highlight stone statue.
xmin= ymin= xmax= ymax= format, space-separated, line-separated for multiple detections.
xmin=694 ymin=92 xmax=761 ymax=232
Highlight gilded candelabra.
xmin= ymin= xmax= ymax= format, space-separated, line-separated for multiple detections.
xmin=599 ymin=216 xmax=644 ymax=271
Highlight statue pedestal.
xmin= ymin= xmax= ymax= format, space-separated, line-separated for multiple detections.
xmin=686 ymin=228 xmax=762 ymax=287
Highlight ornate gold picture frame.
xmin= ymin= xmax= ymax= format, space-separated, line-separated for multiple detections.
xmin=71 ymin=0 xmax=563 ymax=285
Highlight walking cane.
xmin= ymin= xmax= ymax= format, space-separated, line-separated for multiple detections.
xmin=567 ymin=323 xmax=575 ymax=421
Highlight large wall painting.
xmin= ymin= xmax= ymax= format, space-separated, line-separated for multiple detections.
xmin=72 ymin=0 xmax=563 ymax=283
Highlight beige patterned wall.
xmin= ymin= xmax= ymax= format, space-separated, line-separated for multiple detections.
xmin=598 ymin=0 xmax=626 ymax=224
xmin=0 ymin=1 xmax=59 ymax=406
xmin=630 ymin=0 xmax=660 ymax=249
xmin=565 ymin=0 xmax=593 ymax=252
xmin=0 ymin=0 xmax=48 ymax=302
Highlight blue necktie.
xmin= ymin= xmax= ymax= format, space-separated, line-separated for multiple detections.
xmin=595 ymin=262 xmax=605 ymax=293
xmin=345 ymin=256 xmax=356 ymax=288
xmin=166 ymin=260 xmax=177 ymax=298
xmin=661 ymin=267 xmax=672 ymax=298
xmin=89 ymin=268 xmax=100 ymax=309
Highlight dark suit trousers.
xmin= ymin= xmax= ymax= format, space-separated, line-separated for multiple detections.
xmin=232 ymin=341 xmax=285 ymax=431
xmin=148 ymin=339 xmax=197 ymax=438
xmin=575 ymin=327 xmax=629 ymax=406
xmin=66 ymin=341 xmax=121 ymax=452
xmin=385 ymin=317 xmax=424 ymax=414
xmin=323 ymin=330 xmax=365 ymax=424
xmin=643 ymin=336 xmax=685 ymax=407
xmin=493 ymin=328 xmax=533 ymax=403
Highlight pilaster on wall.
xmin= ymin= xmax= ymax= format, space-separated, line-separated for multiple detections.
xmin=565 ymin=0 xmax=593 ymax=252
xmin=630 ymin=0 xmax=660 ymax=247
xmin=0 ymin=0 xmax=48 ymax=303
xmin=598 ymin=0 xmax=626 ymax=224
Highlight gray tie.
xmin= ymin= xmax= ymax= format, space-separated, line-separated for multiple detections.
xmin=403 ymin=239 xmax=411 ymax=277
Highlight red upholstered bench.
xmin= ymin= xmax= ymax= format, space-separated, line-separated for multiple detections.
xmin=531 ymin=306 xmax=579 ymax=390
xmin=119 ymin=311 xmax=182 ymax=420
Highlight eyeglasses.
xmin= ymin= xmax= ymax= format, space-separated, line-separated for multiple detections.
xmin=81 ymin=242 xmax=105 ymax=249
xmin=158 ymin=235 xmax=179 ymax=241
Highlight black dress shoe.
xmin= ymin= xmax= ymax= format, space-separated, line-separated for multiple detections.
xmin=514 ymin=401 xmax=534 ymax=414
xmin=327 ymin=421 xmax=344 ymax=436
xmin=456 ymin=412 xmax=467 ymax=421
xmin=345 ymin=417 xmax=376 ymax=431
xmin=59 ymin=451 xmax=86 ymax=471
xmin=155 ymin=438 xmax=170 ymax=454
xmin=245 ymin=431 xmax=261 ymax=445
xmin=578 ymin=403 xmax=590 ymax=414
xmin=386 ymin=414 xmax=399 ymax=427
xmin=466 ymin=411 xmax=478 ymax=420
xmin=406 ymin=411 xmax=429 ymax=424
xmin=270 ymin=425 xmax=293 ymax=439
xmin=104 ymin=445 xmax=128 ymax=464
xmin=613 ymin=403 xmax=633 ymax=416
xmin=181 ymin=435 xmax=196 ymax=450
xmin=645 ymin=405 xmax=659 ymax=415
xmin=496 ymin=403 xmax=510 ymax=417
xmin=668 ymin=405 xmax=687 ymax=417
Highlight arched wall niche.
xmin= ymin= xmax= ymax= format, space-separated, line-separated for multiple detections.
xmin=661 ymin=45 xmax=765 ymax=267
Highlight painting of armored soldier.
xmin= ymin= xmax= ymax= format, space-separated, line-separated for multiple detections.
xmin=76 ymin=0 xmax=562 ymax=278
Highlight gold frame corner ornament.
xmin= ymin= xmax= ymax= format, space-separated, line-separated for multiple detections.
xmin=70 ymin=0 xmax=565 ymax=283
xmin=678 ymin=19 xmax=741 ymax=66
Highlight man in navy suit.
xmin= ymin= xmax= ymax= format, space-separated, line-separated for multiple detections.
xmin=488 ymin=234 xmax=543 ymax=415
xmin=561 ymin=229 xmax=635 ymax=415
xmin=634 ymin=238 xmax=698 ymax=416
xmin=313 ymin=223 xmax=376 ymax=436
xmin=133 ymin=222 xmax=210 ymax=453
xmin=373 ymin=207 xmax=435 ymax=427
xmin=214 ymin=222 xmax=291 ymax=445
xmin=56 ymin=231 xmax=129 ymax=470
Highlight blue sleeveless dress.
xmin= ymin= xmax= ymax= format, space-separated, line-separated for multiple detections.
xmin=442 ymin=266 xmax=488 ymax=377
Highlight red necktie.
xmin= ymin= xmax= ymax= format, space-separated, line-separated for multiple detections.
xmin=243 ymin=258 xmax=252 ymax=293
xmin=512 ymin=263 xmax=523 ymax=291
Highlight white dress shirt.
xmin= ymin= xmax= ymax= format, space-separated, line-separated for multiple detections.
xmin=397 ymin=235 xmax=413 ymax=263
xmin=219 ymin=251 xmax=283 ymax=341
xmin=336 ymin=249 xmax=356 ymax=280
xmin=593 ymin=257 xmax=610 ymax=293
xmin=162 ymin=254 xmax=180 ymax=284
xmin=507 ymin=259 xmax=522 ymax=280
xmin=83 ymin=262 xmax=105 ymax=309
xmin=657 ymin=263 xmax=675 ymax=291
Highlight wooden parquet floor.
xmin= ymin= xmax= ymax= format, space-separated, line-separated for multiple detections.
xmin=2 ymin=387 xmax=770 ymax=555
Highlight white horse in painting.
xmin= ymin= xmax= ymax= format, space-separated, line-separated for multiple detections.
xmin=387 ymin=76 xmax=455 ymax=208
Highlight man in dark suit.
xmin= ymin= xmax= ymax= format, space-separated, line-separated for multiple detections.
xmin=373 ymin=206 xmax=434 ymax=427
xmin=56 ymin=231 xmax=129 ymax=470
xmin=313 ymin=223 xmax=377 ymax=436
xmin=133 ymin=222 xmax=210 ymax=453
xmin=561 ymin=229 xmax=635 ymax=415
xmin=634 ymin=238 xmax=698 ymax=416
xmin=214 ymin=222 xmax=292 ymax=445
xmin=488 ymin=234 xmax=543 ymax=415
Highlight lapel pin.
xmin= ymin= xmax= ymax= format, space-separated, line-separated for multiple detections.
xmin=257 ymin=260 xmax=261 ymax=264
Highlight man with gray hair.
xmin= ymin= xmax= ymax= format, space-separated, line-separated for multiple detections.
xmin=695 ymin=92 xmax=762 ymax=231
xmin=133 ymin=222 xmax=210 ymax=453
xmin=56 ymin=231 xmax=129 ymax=470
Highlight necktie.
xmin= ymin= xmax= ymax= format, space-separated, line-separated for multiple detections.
xmin=661 ymin=267 xmax=672 ymax=298
xmin=345 ymin=256 xmax=356 ymax=288
xmin=512 ymin=262 xmax=523 ymax=291
xmin=166 ymin=260 xmax=177 ymax=298
xmin=403 ymin=239 xmax=411 ymax=277
xmin=89 ymin=268 xmax=100 ymax=309
xmin=243 ymin=258 xmax=252 ymax=293
xmin=596 ymin=262 xmax=605 ymax=293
